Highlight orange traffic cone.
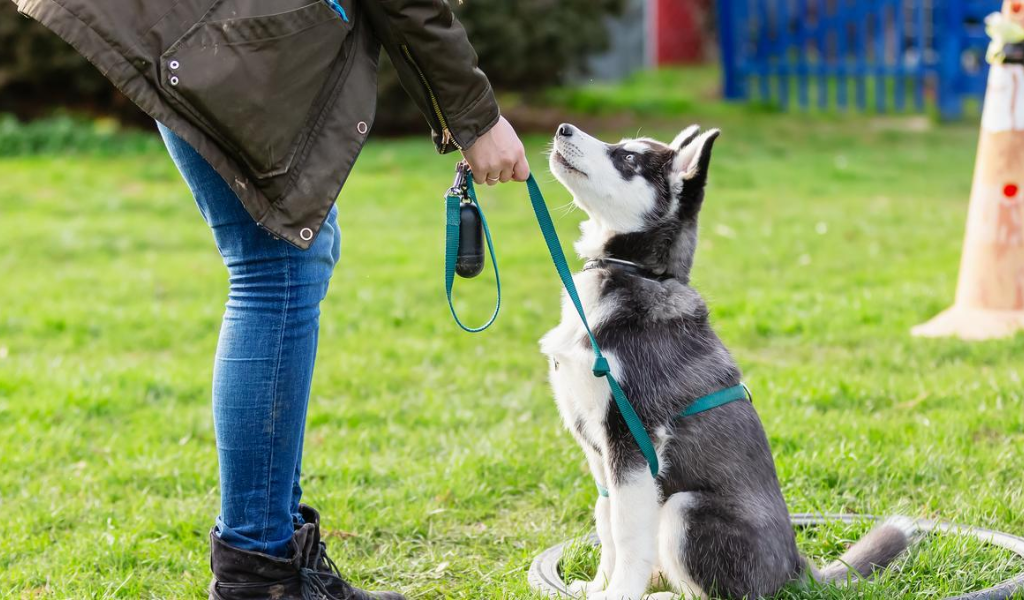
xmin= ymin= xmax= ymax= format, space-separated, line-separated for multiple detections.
xmin=912 ymin=0 xmax=1024 ymax=340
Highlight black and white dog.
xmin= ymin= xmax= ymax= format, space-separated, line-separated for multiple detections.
xmin=541 ymin=124 xmax=913 ymax=599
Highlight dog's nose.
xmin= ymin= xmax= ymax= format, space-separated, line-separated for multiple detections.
xmin=557 ymin=124 xmax=574 ymax=138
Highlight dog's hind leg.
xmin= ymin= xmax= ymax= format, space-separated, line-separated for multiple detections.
xmin=656 ymin=493 xmax=708 ymax=600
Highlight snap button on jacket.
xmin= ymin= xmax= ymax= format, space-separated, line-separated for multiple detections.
xmin=13 ymin=0 xmax=500 ymax=249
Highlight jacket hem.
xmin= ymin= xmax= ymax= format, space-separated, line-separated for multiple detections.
xmin=256 ymin=12 xmax=380 ymax=250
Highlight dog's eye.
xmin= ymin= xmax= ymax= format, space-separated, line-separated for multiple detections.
xmin=625 ymin=154 xmax=635 ymax=163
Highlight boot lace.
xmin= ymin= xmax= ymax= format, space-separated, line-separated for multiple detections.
xmin=297 ymin=541 xmax=353 ymax=600
xmin=298 ymin=566 xmax=339 ymax=600
xmin=319 ymin=541 xmax=345 ymax=578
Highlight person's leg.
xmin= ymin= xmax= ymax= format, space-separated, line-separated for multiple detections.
xmin=157 ymin=123 xmax=340 ymax=558
xmin=290 ymin=410 xmax=310 ymax=528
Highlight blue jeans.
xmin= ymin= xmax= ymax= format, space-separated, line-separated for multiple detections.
xmin=158 ymin=124 xmax=341 ymax=557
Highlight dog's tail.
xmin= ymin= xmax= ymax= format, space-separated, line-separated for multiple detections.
xmin=812 ymin=517 xmax=919 ymax=584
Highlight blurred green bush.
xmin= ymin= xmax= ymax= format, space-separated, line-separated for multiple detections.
xmin=0 ymin=114 xmax=164 ymax=156
xmin=0 ymin=4 xmax=145 ymax=124
xmin=0 ymin=0 xmax=622 ymax=133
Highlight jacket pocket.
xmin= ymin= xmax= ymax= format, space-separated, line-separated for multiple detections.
xmin=160 ymin=1 xmax=352 ymax=178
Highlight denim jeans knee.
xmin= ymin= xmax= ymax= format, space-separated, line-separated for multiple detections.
xmin=158 ymin=122 xmax=340 ymax=557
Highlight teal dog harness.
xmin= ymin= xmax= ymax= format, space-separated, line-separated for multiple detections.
xmin=594 ymin=383 xmax=752 ymax=498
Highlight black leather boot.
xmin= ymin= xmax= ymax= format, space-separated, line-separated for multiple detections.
xmin=209 ymin=516 xmax=405 ymax=600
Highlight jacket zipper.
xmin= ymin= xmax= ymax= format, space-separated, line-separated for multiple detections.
xmin=323 ymin=0 xmax=349 ymax=22
xmin=401 ymin=44 xmax=461 ymax=151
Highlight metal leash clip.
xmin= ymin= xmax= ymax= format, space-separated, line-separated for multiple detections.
xmin=446 ymin=160 xmax=472 ymax=202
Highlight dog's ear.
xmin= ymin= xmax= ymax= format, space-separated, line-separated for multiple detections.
xmin=669 ymin=125 xmax=701 ymax=151
xmin=671 ymin=128 xmax=720 ymax=189
xmin=669 ymin=129 xmax=720 ymax=217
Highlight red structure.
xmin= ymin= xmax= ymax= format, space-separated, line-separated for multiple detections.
xmin=651 ymin=0 xmax=711 ymax=64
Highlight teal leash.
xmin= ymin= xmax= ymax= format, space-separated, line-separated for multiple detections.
xmin=524 ymin=175 xmax=660 ymax=478
xmin=444 ymin=169 xmax=752 ymax=485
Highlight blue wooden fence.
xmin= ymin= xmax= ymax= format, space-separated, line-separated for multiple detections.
xmin=716 ymin=0 xmax=999 ymax=119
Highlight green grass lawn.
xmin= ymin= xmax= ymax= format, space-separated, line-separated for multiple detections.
xmin=2 ymin=87 xmax=1024 ymax=598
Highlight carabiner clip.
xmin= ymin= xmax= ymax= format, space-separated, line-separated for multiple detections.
xmin=446 ymin=160 xmax=471 ymax=201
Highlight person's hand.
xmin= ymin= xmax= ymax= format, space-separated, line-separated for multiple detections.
xmin=462 ymin=116 xmax=530 ymax=185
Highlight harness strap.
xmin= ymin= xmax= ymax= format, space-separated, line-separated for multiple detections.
xmin=526 ymin=175 xmax=660 ymax=478
xmin=680 ymin=383 xmax=751 ymax=417
xmin=444 ymin=174 xmax=501 ymax=332
xmin=595 ymin=384 xmax=752 ymax=498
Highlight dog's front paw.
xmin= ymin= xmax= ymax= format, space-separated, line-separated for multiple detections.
xmin=568 ymin=579 xmax=606 ymax=597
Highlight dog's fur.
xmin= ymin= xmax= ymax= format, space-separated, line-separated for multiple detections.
xmin=541 ymin=124 xmax=914 ymax=599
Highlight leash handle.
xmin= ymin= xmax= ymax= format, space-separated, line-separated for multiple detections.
xmin=444 ymin=168 xmax=501 ymax=333
xmin=525 ymin=175 xmax=660 ymax=478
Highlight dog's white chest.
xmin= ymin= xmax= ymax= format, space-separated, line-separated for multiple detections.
xmin=540 ymin=272 xmax=615 ymax=444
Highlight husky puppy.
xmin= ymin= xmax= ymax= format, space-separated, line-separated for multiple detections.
xmin=541 ymin=124 xmax=913 ymax=600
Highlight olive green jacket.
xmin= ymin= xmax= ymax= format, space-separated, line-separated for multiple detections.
xmin=13 ymin=0 xmax=499 ymax=248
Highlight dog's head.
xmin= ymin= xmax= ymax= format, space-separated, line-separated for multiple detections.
xmin=549 ymin=123 xmax=720 ymax=280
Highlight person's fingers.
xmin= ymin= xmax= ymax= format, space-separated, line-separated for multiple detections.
xmin=469 ymin=160 xmax=494 ymax=184
xmin=460 ymin=117 xmax=533 ymax=187
xmin=512 ymin=156 xmax=531 ymax=182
